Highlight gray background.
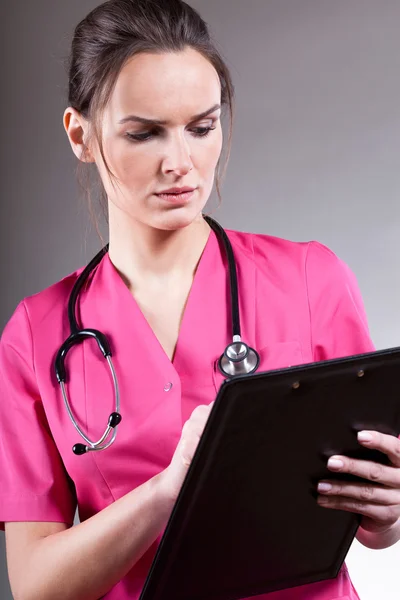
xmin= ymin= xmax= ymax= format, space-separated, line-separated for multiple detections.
xmin=1 ymin=0 xmax=400 ymax=598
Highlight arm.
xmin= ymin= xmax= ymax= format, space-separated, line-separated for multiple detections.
xmin=6 ymin=469 xmax=174 ymax=600
xmin=356 ymin=519 xmax=400 ymax=550
xmin=305 ymin=242 xmax=400 ymax=549
xmin=5 ymin=400 xmax=213 ymax=600
xmin=1 ymin=301 xmax=213 ymax=599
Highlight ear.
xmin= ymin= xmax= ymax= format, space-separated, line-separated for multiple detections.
xmin=63 ymin=107 xmax=95 ymax=163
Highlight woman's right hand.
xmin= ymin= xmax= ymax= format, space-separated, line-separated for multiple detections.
xmin=4 ymin=404 xmax=216 ymax=600
xmin=159 ymin=402 xmax=214 ymax=503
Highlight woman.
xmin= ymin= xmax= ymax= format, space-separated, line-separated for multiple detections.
xmin=1 ymin=1 xmax=400 ymax=599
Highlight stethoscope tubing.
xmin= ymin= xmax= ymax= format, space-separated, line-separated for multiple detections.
xmin=55 ymin=215 xmax=260 ymax=454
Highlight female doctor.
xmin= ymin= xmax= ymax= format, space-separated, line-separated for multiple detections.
xmin=1 ymin=1 xmax=400 ymax=599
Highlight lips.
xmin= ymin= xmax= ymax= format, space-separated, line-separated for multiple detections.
xmin=156 ymin=187 xmax=196 ymax=195
xmin=155 ymin=189 xmax=197 ymax=204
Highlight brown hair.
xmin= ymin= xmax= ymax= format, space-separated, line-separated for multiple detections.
xmin=66 ymin=0 xmax=235 ymax=239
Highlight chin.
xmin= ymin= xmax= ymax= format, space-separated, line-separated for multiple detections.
xmin=149 ymin=205 xmax=207 ymax=232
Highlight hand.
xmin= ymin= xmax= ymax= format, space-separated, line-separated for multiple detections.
xmin=317 ymin=430 xmax=400 ymax=534
xmin=159 ymin=402 xmax=214 ymax=504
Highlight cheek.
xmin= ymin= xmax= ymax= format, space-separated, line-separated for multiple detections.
xmin=111 ymin=145 xmax=154 ymax=186
xmin=97 ymin=137 xmax=154 ymax=191
xmin=197 ymin=132 xmax=223 ymax=173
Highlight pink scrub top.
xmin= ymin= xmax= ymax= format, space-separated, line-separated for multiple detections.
xmin=0 ymin=227 xmax=375 ymax=599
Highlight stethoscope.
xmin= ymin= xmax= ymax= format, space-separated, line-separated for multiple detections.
xmin=54 ymin=215 xmax=260 ymax=455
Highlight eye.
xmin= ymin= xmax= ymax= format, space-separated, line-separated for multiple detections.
xmin=191 ymin=126 xmax=216 ymax=138
xmin=125 ymin=125 xmax=217 ymax=143
xmin=125 ymin=131 xmax=156 ymax=142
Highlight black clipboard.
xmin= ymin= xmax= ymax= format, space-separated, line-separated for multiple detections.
xmin=139 ymin=347 xmax=400 ymax=600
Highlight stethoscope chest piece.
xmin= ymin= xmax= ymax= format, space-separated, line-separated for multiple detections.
xmin=218 ymin=338 xmax=260 ymax=377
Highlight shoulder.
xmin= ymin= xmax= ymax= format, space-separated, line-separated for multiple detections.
xmin=25 ymin=267 xmax=83 ymax=317
xmin=225 ymin=228 xmax=345 ymax=281
xmin=224 ymin=228 xmax=373 ymax=357
xmin=1 ymin=265 xmax=84 ymax=346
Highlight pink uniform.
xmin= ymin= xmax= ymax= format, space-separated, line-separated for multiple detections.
xmin=0 ymin=227 xmax=374 ymax=599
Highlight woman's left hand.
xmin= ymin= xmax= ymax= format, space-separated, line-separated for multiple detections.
xmin=317 ymin=430 xmax=400 ymax=534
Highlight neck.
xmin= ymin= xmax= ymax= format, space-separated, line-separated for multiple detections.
xmin=107 ymin=210 xmax=211 ymax=292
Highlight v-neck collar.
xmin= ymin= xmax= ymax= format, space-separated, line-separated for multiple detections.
xmin=79 ymin=225 xmax=257 ymax=393
xmin=97 ymin=226 xmax=219 ymax=374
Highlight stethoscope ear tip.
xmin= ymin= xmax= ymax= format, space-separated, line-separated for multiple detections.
xmin=72 ymin=443 xmax=88 ymax=455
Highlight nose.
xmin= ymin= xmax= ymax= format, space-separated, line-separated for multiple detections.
xmin=161 ymin=131 xmax=193 ymax=176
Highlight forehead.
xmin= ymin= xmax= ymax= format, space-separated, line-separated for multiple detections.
xmin=108 ymin=48 xmax=221 ymax=121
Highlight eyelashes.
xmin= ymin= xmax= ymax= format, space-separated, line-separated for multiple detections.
xmin=125 ymin=126 xmax=217 ymax=143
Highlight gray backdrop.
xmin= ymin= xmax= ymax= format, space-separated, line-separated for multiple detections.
xmin=1 ymin=1 xmax=400 ymax=598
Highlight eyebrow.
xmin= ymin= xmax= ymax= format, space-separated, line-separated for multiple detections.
xmin=117 ymin=103 xmax=221 ymax=126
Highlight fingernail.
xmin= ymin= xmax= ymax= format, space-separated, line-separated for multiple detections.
xmin=358 ymin=431 xmax=373 ymax=442
xmin=327 ymin=457 xmax=344 ymax=470
xmin=318 ymin=482 xmax=332 ymax=492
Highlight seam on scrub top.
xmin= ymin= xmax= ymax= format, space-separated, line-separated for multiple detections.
xmin=339 ymin=258 xmax=373 ymax=340
xmin=82 ymin=331 xmax=89 ymax=446
xmin=250 ymin=234 xmax=258 ymax=347
xmin=20 ymin=301 xmax=57 ymax=444
xmin=229 ymin=229 xmax=262 ymax=266
xmin=90 ymin=453 xmax=116 ymax=503
xmin=22 ymin=300 xmax=37 ymax=376
xmin=4 ymin=337 xmax=36 ymax=377
xmin=82 ymin=334 xmax=116 ymax=503
xmin=304 ymin=242 xmax=315 ymax=362
xmin=77 ymin=256 xmax=116 ymax=503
